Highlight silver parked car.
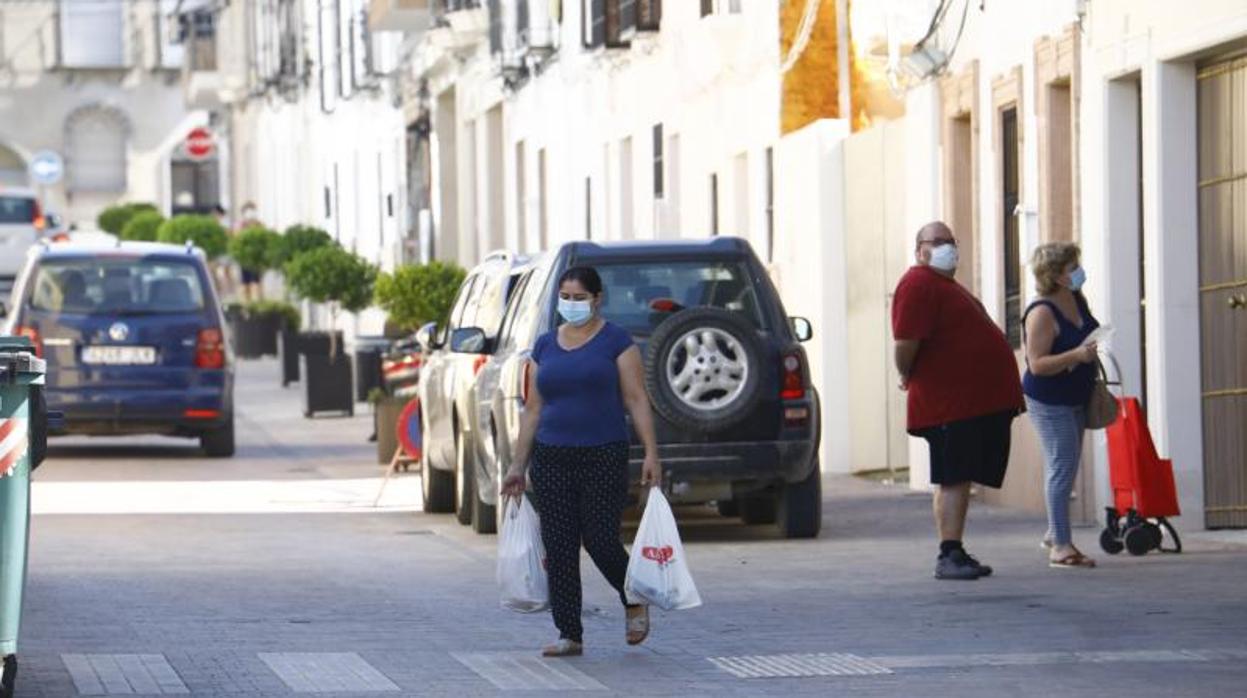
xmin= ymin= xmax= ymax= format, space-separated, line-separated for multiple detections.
xmin=416 ymin=251 xmax=526 ymax=528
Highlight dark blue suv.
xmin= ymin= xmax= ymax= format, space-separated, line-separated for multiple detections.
xmin=1 ymin=240 xmax=235 ymax=456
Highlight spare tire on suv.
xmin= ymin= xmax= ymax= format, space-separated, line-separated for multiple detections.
xmin=644 ymin=307 xmax=763 ymax=433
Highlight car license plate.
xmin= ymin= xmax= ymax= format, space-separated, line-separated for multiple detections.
xmin=81 ymin=345 xmax=157 ymax=365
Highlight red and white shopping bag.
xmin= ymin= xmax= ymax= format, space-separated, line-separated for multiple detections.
xmin=625 ymin=487 xmax=702 ymax=611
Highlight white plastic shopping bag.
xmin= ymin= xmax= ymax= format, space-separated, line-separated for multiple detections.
xmin=624 ymin=487 xmax=702 ymax=611
xmin=497 ymin=495 xmax=549 ymax=613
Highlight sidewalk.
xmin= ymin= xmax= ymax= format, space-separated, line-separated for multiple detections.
xmin=17 ymin=358 xmax=1247 ymax=696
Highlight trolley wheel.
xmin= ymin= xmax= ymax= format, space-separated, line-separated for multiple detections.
xmin=1099 ymin=528 xmax=1125 ymax=555
xmin=2 ymin=654 xmax=16 ymax=698
xmin=1124 ymin=525 xmax=1154 ymax=556
xmin=1144 ymin=522 xmax=1164 ymax=549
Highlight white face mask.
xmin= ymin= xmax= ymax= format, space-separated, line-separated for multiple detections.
xmin=928 ymin=244 xmax=959 ymax=272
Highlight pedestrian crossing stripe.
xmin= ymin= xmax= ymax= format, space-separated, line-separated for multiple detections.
xmin=0 ymin=417 xmax=28 ymax=477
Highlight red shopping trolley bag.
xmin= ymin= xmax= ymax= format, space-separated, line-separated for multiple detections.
xmin=1101 ymin=397 xmax=1181 ymax=555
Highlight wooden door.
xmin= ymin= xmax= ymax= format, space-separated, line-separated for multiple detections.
xmin=1198 ymin=53 xmax=1247 ymax=528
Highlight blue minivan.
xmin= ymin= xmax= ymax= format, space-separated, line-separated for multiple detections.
xmin=1 ymin=240 xmax=235 ymax=456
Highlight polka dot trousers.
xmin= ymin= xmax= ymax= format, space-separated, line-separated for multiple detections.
xmin=530 ymin=440 xmax=632 ymax=643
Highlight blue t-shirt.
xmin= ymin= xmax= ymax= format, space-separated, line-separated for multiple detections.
xmin=532 ymin=321 xmax=635 ymax=447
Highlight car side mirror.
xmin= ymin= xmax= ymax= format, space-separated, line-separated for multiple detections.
xmin=450 ymin=327 xmax=489 ymax=354
xmin=791 ymin=317 xmax=813 ymax=342
xmin=415 ymin=321 xmax=438 ymax=351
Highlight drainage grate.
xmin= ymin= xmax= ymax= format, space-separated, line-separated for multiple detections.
xmin=708 ymin=653 xmax=893 ymax=679
xmin=259 ymin=652 xmax=399 ymax=693
xmin=452 ymin=652 xmax=607 ymax=691
xmin=62 ymin=654 xmax=189 ymax=695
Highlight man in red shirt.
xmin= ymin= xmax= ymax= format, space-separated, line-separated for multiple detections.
xmin=892 ymin=221 xmax=1024 ymax=580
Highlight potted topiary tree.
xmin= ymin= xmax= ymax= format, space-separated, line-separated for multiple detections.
xmin=277 ymin=225 xmax=335 ymax=386
xmin=226 ymin=226 xmax=290 ymax=357
xmin=371 ymin=261 xmax=467 ymax=461
xmin=97 ymin=202 xmax=157 ymax=236
xmin=156 ymin=214 xmax=229 ymax=258
xmin=119 ymin=210 xmax=165 ymax=242
xmin=285 ymin=245 xmax=377 ymax=417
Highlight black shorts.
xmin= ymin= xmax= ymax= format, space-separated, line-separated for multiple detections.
xmin=915 ymin=410 xmax=1016 ymax=488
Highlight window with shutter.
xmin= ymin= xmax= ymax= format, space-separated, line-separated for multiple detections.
xmin=59 ymin=0 xmax=125 ymax=68
xmin=488 ymin=0 xmax=503 ymax=54
xmin=652 ymin=124 xmax=664 ymax=198
xmin=157 ymin=0 xmax=185 ymax=69
xmin=65 ymin=106 xmax=128 ymax=193
xmin=582 ymin=0 xmax=605 ymax=48
xmin=700 ymin=0 xmax=714 ymax=18
xmin=637 ymin=0 xmax=660 ymax=31
xmin=606 ymin=0 xmax=636 ymax=47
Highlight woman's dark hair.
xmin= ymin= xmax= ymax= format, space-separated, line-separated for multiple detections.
xmin=558 ymin=266 xmax=603 ymax=295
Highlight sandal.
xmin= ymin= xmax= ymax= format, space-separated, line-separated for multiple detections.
xmin=626 ymin=605 xmax=650 ymax=646
xmin=1049 ymin=551 xmax=1096 ymax=569
xmin=542 ymin=639 xmax=583 ymax=657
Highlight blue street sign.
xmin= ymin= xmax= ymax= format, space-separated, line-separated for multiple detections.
xmin=29 ymin=151 xmax=63 ymax=186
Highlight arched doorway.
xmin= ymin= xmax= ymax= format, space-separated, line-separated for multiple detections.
xmin=0 ymin=143 xmax=28 ymax=186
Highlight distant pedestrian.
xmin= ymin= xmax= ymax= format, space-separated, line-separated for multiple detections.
xmin=1023 ymin=242 xmax=1100 ymax=569
xmin=234 ymin=202 xmax=263 ymax=302
xmin=892 ymin=221 xmax=1025 ymax=580
xmin=500 ymin=266 xmax=663 ymax=657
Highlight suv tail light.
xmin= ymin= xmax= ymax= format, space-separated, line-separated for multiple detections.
xmin=15 ymin=326 xmax=42 ymax=358
xmin=780 ymin=353 xmax=805 ymax=400
xmin=195 ymin=328 xmax=225 ymax=369
xmin=32 ymin=199 xmax=45 ymax=231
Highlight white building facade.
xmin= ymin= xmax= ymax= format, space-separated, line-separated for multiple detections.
xmin=877 ymin=0 xmax=1247 ymax=531
xmin=0 ymin=0 xmax=214 ymax=226
xmin=191 ymin=0 xmax=413 ymax=333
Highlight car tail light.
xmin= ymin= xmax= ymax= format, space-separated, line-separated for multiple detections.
xmin=15 ymin=326 xmax=42 ymax=358
xmin=781 ymin=353 xmax=805 ymax=400
xmin=195 ymin=328 xmax=225 ymax=369
xmin=520 ymin=360 xmax=533 ymax=405
xmin=32 ymin=199 xmax=45 ymax=231
xmin=473 ymin=355 xmax=488 ymax=376
xmin=184 ymin=409 xmax=221 ymax=419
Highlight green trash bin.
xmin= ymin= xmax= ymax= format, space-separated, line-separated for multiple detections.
xmin=0 ymin=337 xmax=49 ymax=698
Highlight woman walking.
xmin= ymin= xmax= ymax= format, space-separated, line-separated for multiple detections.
xmin=1022 ymin=242 xmax=1101 ymax=569
xmin=501 ymin=266 xmax=663 ymax=657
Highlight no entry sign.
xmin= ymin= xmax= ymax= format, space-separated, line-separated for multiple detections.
xmin=184 ymin=127 xmax=215 ymax=160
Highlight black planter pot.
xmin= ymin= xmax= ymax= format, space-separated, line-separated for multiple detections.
xmin=280 ymin=330 xmax=342 ymax=387
xmin=230 ymin=314 xmax=281 ymax=358
xmin=354 ymin=346 xmax=386 ymax=403
xmin=302 ymin=350 xmax=354 ymax=417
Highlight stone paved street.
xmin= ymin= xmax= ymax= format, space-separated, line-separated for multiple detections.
xmin=14 ymin=360 xmax=1247 ymax=697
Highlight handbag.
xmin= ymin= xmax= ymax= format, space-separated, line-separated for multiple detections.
xmin=1085 ymin=358 xmax=1119 ymax=430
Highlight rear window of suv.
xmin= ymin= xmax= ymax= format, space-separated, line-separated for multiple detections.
xmin=0 ymin=195 xmax=36 ymax=224
xmin=29 ymin=257 xmax=207 ymax=315
xmin=591 ymin=260 xmax=766 ymax=335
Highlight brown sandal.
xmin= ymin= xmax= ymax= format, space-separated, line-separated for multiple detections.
xmin=1049 ymin=551 xmax=1096 ymax=569
xmin=626 ymin=606 xmax=650 ymax=645
xmin=542 ymin=639 xmax=583 ymax=657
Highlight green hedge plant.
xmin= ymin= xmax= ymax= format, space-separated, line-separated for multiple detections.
xmin=157 ymin=215 xmax=228 ymax=258
xmin=119 ymin=210 xmax=165 ymax=242
xmin=243 ymin=299 xmax=301 ymax=333
xmin=286 ymin=245 xmax=377 ymax=356
xmin=97 ymin=202 xmax=157 ymax=235
xmin=374 ymin=261 xmax=467 ymax=335
xmin=281 ymin=225 xmax=334 ymax=268
xmin=228 ymin=226 xmax=286 ymax=301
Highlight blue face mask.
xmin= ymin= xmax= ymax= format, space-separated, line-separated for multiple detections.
xmin=1068 ymin=266 xmax=1087 ymax=291
xmin=557 ymin=298 xmax=593 ymax=326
